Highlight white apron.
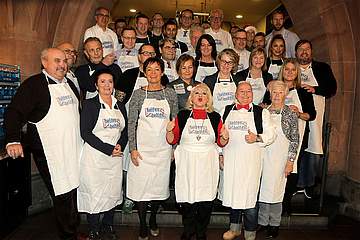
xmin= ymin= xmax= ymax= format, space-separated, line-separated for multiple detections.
xmin=126 ymin=88 xmax=172 ymax=201
xmin=195 ymin=60 xmax=218 ymax=82
xmin=164 ymin=62 xmax=178 ymax=83
xmin=246 ymin=71 xmax=266 ymax=105
xmin=100 ymin=34 xmax=116 ymax=57
xmin=117 ymin=54 xmax=139 ymax=72
xmin=284 ymin=89 xmax=305 ymax=173
xmin=30 ymin=78 xmax=82 ymax=196
xmin=301 ymin=66 xmax=325 ymax=154
xmin=175 ymin=115 xmax=219 ymax=203
xmin=237 ymin=52 xmax=249 ymax=73
xmin=268 ymin=59 xmax=282 ymax=80
xmin=222 ymin=107 xmax=264 ymax=209
xmin=78 ymin=96 xmax=125 ymax=213
xmin=259 ymin=109 xmax=289 ymax=203
xmin=122 ymin=71 xmax=148 ymax=171
xmin=212 ymin=75 xmax=237 ymax=113
xmin=85 ymin=65 xmax=99 ymax=99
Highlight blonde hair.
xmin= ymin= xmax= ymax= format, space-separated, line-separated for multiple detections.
xmin=216 ymin=48 xmax=239 ymax=74
xmin=185 ymin=83 xmax=214 ymax=113
xmin=249 ymin=47 xmax=267 ymax=71
xmin=278 ymin=58 xmax=302 ymax=89
xmin=269 ymin=80 xmax=289 ymax=96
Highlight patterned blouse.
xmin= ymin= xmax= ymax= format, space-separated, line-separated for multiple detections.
xmin=268 ymin=105 xmax=299 ymax=159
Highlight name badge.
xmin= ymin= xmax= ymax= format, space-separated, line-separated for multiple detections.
xmin=173 ymin=83 xmax=186 ymax=94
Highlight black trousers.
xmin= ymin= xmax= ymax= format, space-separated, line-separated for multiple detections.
xmin=181 ymin=201 xmax=214 ymax=240
xmin=87 ymin=208 xmax=115 ymax=232
xmin=33 ymin=149 xmax=78 ymax=240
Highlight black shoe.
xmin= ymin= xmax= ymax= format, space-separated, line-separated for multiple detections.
xmin=257 ymin=224 xmax=269 ymax=233
xmin=267 ymin=226 xmax=279 ymax=239
xmin=89 ymin=231 xmax=103 ymax=240
xmin=180 ymin=232 xmax=195 ymax=240
xmin=102 ymin=224 xmax=119 ymax=240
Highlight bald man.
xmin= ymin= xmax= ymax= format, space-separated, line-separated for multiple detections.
xmin=57 ymin=42 xmax=80 ymax=94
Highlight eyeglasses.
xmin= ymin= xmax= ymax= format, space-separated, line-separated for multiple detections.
xmin=220 ymin=60 xmax=235 ymax=66
xmin=63 ymin=49 xmax=78 ymax=55
xmin=140 ymin=51 xmax=156 ymax=56
xmin=234 ymin=37 xmax=247 ymax=41
xmin=123 ymin=37 xmax=136 ymax=40
xmin=97 ymin=13 xmax=109 ymax=18
xmin=210 ymin=16 xmax=223 ymax=20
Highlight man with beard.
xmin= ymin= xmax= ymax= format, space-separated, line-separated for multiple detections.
xmin=265 ymin=9 xmax=299 ymax=58
xmin=232 ymin=29 xmax=251 ymax=72
xmin=84 ymin=7 xmax=120 ymax=57
xmin=163 ymin=19 xmax=188 ymax=60
xmin=57 ymin=43 xmax=80 ymax=94
xmin=253 ymin=32 xmax=267 ymax=48
xmin=176 ymin=9 xmax=194 ymax=49
xmin=295 ymin=39 xmax=337 ymax=198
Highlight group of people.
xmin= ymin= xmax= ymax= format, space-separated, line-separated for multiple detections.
xmin=3 ymin=5 xmax=337 ymax=240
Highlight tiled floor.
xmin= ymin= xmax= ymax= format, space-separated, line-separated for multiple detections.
xmin=5 ymin=209 xmax=360 ymax=240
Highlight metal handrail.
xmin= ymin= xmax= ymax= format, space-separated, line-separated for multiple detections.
xmin=319 ymin=123 xmax=331 ymax=209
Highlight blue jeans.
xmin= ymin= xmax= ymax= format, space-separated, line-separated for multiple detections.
xmin=297 ymin=151 xmax=320 ymax=188
xmin=229 ymin=205 xmax=258 ymax=232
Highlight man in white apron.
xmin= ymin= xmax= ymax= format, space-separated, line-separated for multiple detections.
xmin=205 ymin=9 xmax=234 ymax=53
xmin=221 ymin=82 xmax=277 ymax=240
xmin=160 ymin=38 xmax=178 ymax=83
xmin=4 ymin=48 xmax=83 ymax=240
xmin=83 ymin=7 xmax=120 ymax=57
xmin=134 ymin=13 xmax=159 ymax=57
xmin=76 ymin=37 xmax=122 ymax=100
xmin=182 ymin=26 xmax=205 ymax=58
xmin=232 ymin=29 xmax=251 ymax=73
xmin=295 ymin=40 xmax=337 ymax=197
xmin=114 ymin=26 xmax=139 ymax=72
xmin=176 ymin=9 xmax=194 ymax=49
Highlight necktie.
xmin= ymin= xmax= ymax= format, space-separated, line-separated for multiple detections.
xmin=237 ymin=104 xmax=250 ymax=110
xmin=126 ymin=50 xmax=131 ymax=55
xmin=183 ymin=30 xmax=188 ymax=37
xmin=167 ymin=62 xmax=171 ymax=69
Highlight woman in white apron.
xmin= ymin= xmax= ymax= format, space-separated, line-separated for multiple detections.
xmin=78 ymin=69 xmax=128 ymax=240
xmin=258 ymin=81 xmax=299 ymax=239
xmin=165 ymin=83 xmax=229 ymax=240
xmin=267 ymin=34 xmax=286 ymax=80
xmin=127 ymin=57 xmax=178 ymax=240
xmin=194 ymin=34 xmax=218 ymax=82
xmin=235 ymin=47 xmax=272 ymax=105
xmin=277 ymin=59 xmax=316 ymax=216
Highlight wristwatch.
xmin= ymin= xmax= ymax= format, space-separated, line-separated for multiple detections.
xmin=255 ymin=135 xmax=261 ymax=142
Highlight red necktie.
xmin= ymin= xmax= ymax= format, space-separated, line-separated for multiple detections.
xmin=167 ymin=62 xmax=171 ymax=69
xmin=126 ymin=50 xmax=131 ymax=55
xmin=237 ymin=104 xmax=250 ymax=110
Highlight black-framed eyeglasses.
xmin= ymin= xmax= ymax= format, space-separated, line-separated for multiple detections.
xmin=63 ymin=49 xmax=78 ymax=55
xmin=140 ymin=51 xmax=156 ymax=56
xmin=97 ymin=13 xmax=109 ymax=18
xmin=220 ymin=60 xmax=235 ymax=66
xmin=234 ymin=37 xmax=247 ymax=41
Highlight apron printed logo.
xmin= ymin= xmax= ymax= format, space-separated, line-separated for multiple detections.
xmin=188 ymin=125 xmax=210 ymax=135
xmin=272 ymin=72 xmax=279 ymax=80
xmin=284 ymin=96 xmax=294 ymax=105
xmin=102 ymin=118 xmax=122 ymax=129
xmin=228 ymin=120 xmax=248 ymax=131
xmin=217 ymin=92 xmax=235 ymax=102
xmin=56 ymin=95 xmax=76 ymax=106
xmin=238 ymin=63 xmax=244 ymax=71
xmin=301 ymin=73 xmax=310 ymax=83
xmin=145 ymin=107 xmax=166 ymax=118
xmin=121 ymin=61 xmax=135 ymax=69
xmin=102 ymin=41 xmax=114 ymax=50
xmin=215 ymin=39 xmax=223 ymax=46
xmin=251 ymin=83 xmax=262 ymax=91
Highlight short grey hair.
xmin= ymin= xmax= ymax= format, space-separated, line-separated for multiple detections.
xmin=159 ymin=38 xmax=176 ymax=48
xmin=190 ymin=26 xmax=205 ymax=38
xmin=95 ymin=7 xmax=109 ymax=16
xmin=269 ymin=80 xmax=289 ymax=96
xmin=40 ymin=47 xmax=61 ymax=61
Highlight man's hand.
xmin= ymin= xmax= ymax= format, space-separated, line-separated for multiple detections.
xmin=7 ymin=144 xmax=24 ymax=159
xmin=102 ymin=53 xmax=116 ymax=66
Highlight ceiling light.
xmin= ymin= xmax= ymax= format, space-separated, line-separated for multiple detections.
xmin=130 ymin=9 xmax=136 ymax=13
xmin=236 ymin=15 xmax=243 ymax=19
